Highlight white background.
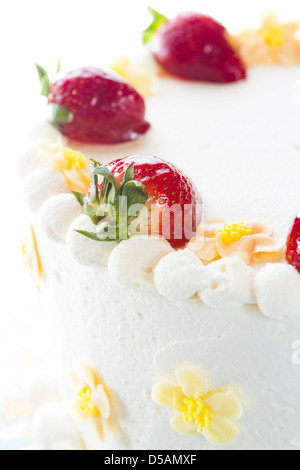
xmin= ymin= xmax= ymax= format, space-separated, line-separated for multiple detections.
xmin=0 ymin=0 xmax=299 ymax=445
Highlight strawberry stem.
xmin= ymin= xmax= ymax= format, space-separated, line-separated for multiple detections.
xmin=74 ymin=159 xmax=149 ymax=242
xmin=142 ymin=6 xmax=168 ymax=44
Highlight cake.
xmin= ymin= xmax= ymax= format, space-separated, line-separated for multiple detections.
xmin=19 ymin=10 xmax=300 ymax=450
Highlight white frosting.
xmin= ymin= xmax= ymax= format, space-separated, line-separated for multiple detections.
xmin=199 ymin=257 xmax=256 ymax=311
xmin=18 ymin=141 xmax=43 ymax=179
xmin=154 ymin=248 xmax=207 ymax=300
xmin=24 ymin=365 xmax=60 ymax=410
xmin=255 ymin=264 xmax=300 ymax=319
xmin=22 ymin=168 xmax=70 ymax=213
xmin=39 ymin=194 xmax=82 ymax=243
xmin=66 ymin=214 xmax=118 ymax=267
xmin=32 ymin=403 xmax=84 ymax=450
xmin=108 ymin=236 xmax=174 ymax=289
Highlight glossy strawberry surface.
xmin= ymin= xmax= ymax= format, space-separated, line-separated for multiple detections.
xmin=99 ymin=155 xmax=202 ymax=248
xmin=286 ymin=214 xmax=300 ymax=273
xmin=152 ymin=13 xmax=246 ymax=83
xmin=48 ymin=67 xmax=150 ymax=144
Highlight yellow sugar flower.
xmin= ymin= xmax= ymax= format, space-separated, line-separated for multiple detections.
xmin=188 ymin=218 xmax=284 ymax=265
xmin=152 ymin=368 xmax=242 ymax=446
xmin=72 ymin=363 xmax=111 ymax=441
xmin=38 ymin=140 xmax=90 ymax=193
xmin=22 ymin=224 xmax=43 ymax=290
xmin=234 ymin=13 xmax=300 ymax=66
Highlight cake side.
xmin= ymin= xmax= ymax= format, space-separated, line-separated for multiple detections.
xmin=35 ymin=224 xmax=300 ymax=450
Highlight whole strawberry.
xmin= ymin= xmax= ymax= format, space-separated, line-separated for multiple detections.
xmin=74 ymin=155 xmax=202 ymax=248
xmin=143 ymin=8 xmax=246 ymax=83
xmin=36 ymin=64 xmax=150 ymax=144
xmin=286 ymin=214 xmax=300 ymax=272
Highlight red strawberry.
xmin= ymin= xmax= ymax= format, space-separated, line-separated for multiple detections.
xmin=75 ymin=155 xmax=202 ymax=249
xmin=143 ymin=8 xmax=246 ymax=83
xmin=36 ymin=64 xmax=150 ymax=144
xmin=286 ymin=214 xmax=300 ymax=272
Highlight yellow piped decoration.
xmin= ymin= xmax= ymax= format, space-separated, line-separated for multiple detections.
xmin=72 ymin=363 xmax=111 ymax=441
xmin=260 ymin=24 xmax=285 ymax=49
xmin=152 ymin=368 xmax=243 ymax=446
xmin=178 ymin=396 xmax=211 ymax=433
xmin=217 ymin=222 xmax=253 ymax=245
xmin=76 ymin=387 xmax=100 ymax=418
xmin=61 ymin=147 xmax=87 ymax=170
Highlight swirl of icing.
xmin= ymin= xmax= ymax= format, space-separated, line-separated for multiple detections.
xmin=154 ymin=248 xmax=208 ymax=300
xmin=66 ymin=215 xmax=118 ymax=267
xmin=255 ymin=263 xmax=300 ymax=319
xmin=39 ymin=194 xmax=82 ymax=243
xmin=198 ymin=257 xmax=256 ymax=311
xmin=22 ymin=168 xmax=70 ymax=213
xmin=108 ymin=236 xmax=174 ymax=289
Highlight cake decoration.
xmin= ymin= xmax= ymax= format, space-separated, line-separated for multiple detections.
xmin=235 ymin=13 xmax=300 ymax=66
xmin=72 ymin=363 xmax=111 ymax=441
xmin=188 ymin=219 xmax=285 ymax=265
xmin=286 ymin=213 xmax=300 ymax=273
xmin=36 ymin=64 xmax=150 ymax=144
xmin=73 ymin=155 xmax=202 ymax=249
xmin=108 ymin=235 xmax=174 ymax=289
xmin=39 ymin=194 xmax=83 ymax=244
xmin=21 ymin=224 xmax=43 ymax=289
xmin=110 ymin=56 xmax=155 ymax=97
xmin=151 ymin=368 xmax=242 ymax=446
xmin=143 ymin=7 xmax=246 ymax=83
xmin=153 ymin=248 xmax=207 ymax=301
xmin=255 ymin=263 xmax=300 ymax=319
xmin=38 ymin=140 xmax=90 ymax=193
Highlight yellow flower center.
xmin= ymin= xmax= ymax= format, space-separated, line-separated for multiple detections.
xmin=77 ymin=387 xmax=100 ymax=418
xmin=62 ymin=147 xmax=87 ymax=170
xmin=178 ymin=397 xmax=211 ymax=433
xmin=260 ymin=25 xmax=285 ymax=49
xmin=217 ymin=222 xmax=253 ymax=245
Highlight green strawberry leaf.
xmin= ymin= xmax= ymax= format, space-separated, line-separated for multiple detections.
xmin=72 ymin=191 xmax=87 ymax=206
xmin=142 ymin=6 xmax=168 ymax=45
xmin=75 ymin=224 xmax=121 ymax=242
xmin=49 ymin=103 xmax=73 ymax=128
xmin=74 ymin=160 xmax=148 ymax=245
xmin=35 ymin=63 xmax=52 ymax=98
xmin=122 ymin=180 xmax=148 ymax=208
xmin=89 ymin=160 xmax=102 ymax=204
xmin=93 ymin=165 xmax=117 ymax=206
xmin=74 ymin=230 xmax=104 ymax=241
xmin=56 ymin=58 xmax=61 ymax=74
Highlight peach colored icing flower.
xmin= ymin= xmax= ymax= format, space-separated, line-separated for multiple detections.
xmin=188 ymin=219 xmax=285 ymax=265
xmin=110 ymin=56 xmax=154 ymax=97
xmin=152 ymin=368 xmax=242 ymax=446
xmin=72 ymin=363 xmax=111 ymax=441
xmin=39 ymin=140 xmax=90 ymax=193
xmin=234 ymin=13 xmax=300 ymax=66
